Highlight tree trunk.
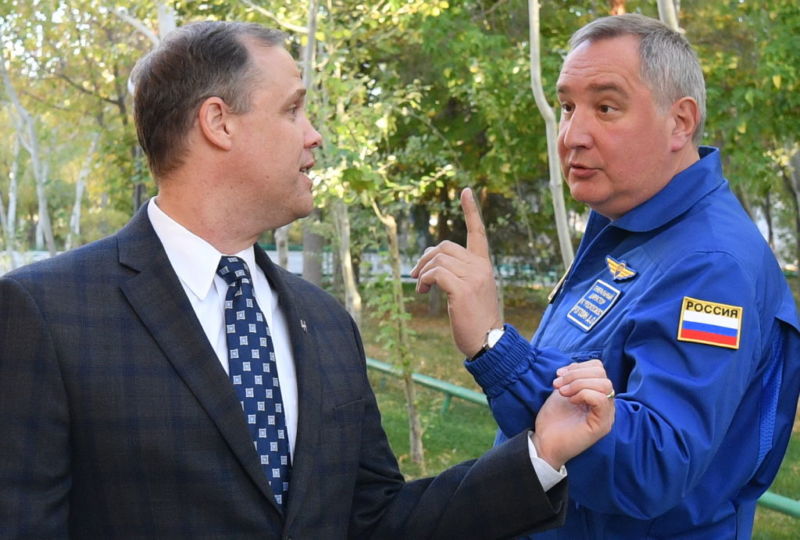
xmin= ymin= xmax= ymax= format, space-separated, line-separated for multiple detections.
xmin=762 ymin=190 xmax=774 ymax=251
xmin=2 ymin=57 xmax=56 ymax=256
xmin=1 ymin=136 xmax=20 ymax=270
xmin=302 ymin=211 xmax=324 ymax=285
xmin=428 ymin=188 xmax=450 ymax=316
xmin=275 ymin=225 xmax=290 ymax=269
xmin=388 ymin=216 xmax=425 ymax=470
xmin=372 ymin=200 xmax=425 ymax=469
xmin=332 ymin=198 xmax=362 ymax=326
xmin=66 ymin=133 xmax=100 ymax=251
xmin=657 ymin=0 xmax=680 ymax=32
xmin=34 ymin=157 xmax=56 ymax=256
xmin=784 ymin=147 xmax=800 ymax=273
xmin=156 ymin=2 xmax=177 ymax=36
xmin=528 ymin=0 xmax=574 ymax=269
xmin=0 ymin=193 xmax=9 ymax=272
xmin=301 ymin=0 xmax=323 ymax=285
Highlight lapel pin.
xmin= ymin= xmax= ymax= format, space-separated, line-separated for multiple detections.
xmin=605 ymin=255 xmax=637 ymax=281
xmin=300 ymin=319 xmax=308 ymax=333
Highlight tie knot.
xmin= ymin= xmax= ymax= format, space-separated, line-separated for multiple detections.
xmin=217 ymin=256 xmax=252 ymax=287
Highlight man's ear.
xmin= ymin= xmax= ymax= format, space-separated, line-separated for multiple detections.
xmin=198 ymin=96 xmax=233 ymax=151
xmin=669 ymin=96 xmax=699 ymax=152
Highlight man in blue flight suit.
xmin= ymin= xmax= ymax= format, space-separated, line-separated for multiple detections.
xmin=412 ymin=13 xmax=800 ymax=539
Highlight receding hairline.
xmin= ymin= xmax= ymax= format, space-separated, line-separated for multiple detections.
xmin=237 ymin=39 xmax=308 ymax=110
xmin=131 ymin=21 xmax=291 ymax=179
xmin=557 ymin=37 xmax=641 ymax=98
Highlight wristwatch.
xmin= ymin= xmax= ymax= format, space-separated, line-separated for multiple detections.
xmin=470 ymin=326 xmax=505 ymax=361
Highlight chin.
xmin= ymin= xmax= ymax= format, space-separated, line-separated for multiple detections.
xmin=296 ymin=201 xmax=316 ymax=220
xmin=568 ymin=186 xmax=593 ymax=206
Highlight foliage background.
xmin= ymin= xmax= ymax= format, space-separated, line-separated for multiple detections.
xmin=2 ymin=0 xmax=798 ymax=273
xmin=1 ymin=0 xmax=799 ymax=534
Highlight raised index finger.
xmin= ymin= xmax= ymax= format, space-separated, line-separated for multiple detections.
xmin=461 ymin=188 xmax=489 ymax=258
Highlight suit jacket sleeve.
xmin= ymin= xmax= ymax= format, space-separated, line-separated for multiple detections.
xmin=344 ymin=319 xmax=567 ymax=540
xmin=0 ymin=275 xmax=71 ymax=538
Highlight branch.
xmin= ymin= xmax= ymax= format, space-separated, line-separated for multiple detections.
xmin=473 ymin=0 xmax=511 ymax=22
xmin=19 ymin=86 xmax=85 ymax=113
xmin=54 ymin=71 xmax=119 ymax=106
xmin=111 ymin=7 xmax=159 ymax=46
xmin=0 ymin=57 xmax=34 ymax=152
xmin=406 ymin=109 xmax=464 ymax=170
xmin=240 ymin=0 xmax=309 ymax=34
xmin=369 ymin=196 xmax=392 ymax=228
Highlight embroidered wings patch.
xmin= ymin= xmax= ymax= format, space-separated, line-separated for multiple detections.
xmin=605 ymin=255 xmax=637 ymax=282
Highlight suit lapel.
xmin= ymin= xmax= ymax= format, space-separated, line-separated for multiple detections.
xmin=255 ymin=247 xmax=323 ymax=527
xmin=115 ymin=207 xmax=278 ymax=508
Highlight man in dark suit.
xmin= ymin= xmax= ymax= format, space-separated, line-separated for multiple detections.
xmin=0 ymin=21 xmax=614 ymax=539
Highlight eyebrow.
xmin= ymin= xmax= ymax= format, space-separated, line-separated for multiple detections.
xmin=557 ymin=82 xmax=629 ymax=99
xmin=283 ymin=87 xmax=307 ymax=106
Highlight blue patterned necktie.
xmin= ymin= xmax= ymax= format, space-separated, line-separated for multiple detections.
xmin=217 ymin=256 xmax=291 ymax=508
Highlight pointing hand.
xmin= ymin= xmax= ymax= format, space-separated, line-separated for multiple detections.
xmin=410 ymin=188 xmax=501 ymax=357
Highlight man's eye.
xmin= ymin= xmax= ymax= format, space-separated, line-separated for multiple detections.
xmin=560 ymin=103 xmax=573 ymax=113
xmin=599 ymin=105 xmax=616 ymax=113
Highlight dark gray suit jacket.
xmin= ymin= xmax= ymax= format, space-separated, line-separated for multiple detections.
xmin=0 ymin=206 xmax=566 ymax=539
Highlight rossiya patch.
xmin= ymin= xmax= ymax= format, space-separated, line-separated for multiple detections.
xmin=677 ymin=296 xmax=742 ymax=350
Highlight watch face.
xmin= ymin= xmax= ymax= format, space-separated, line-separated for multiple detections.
xmin=487 ymin=328 xmax=505 ymax=348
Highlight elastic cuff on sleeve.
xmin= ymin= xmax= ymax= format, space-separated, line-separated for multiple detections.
xmin=464 ymin=324 xmax=533 ymax=395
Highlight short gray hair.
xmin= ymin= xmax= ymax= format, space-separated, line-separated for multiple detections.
xmin=132 ymin=22 xmax=287 ymax=178
xmin=569 ymin=14 xmax=706 ymax=145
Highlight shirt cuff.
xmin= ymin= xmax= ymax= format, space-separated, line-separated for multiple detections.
xmin=527 ymin=431 xmax=567 ymax=492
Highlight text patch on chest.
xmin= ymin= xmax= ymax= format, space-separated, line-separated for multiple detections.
xmin=567 ymin=279 xmax=622 ymax=332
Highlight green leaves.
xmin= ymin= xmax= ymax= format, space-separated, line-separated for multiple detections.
xmin=2 ymin=0 xmax=798 ymax=264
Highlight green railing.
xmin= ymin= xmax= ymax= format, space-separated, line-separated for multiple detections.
xmin=365 ymin=357 xmax=800 ymax=518
xmin=366 ymin=357 xmax=486 ymax=414
xmin=758 ymin=490 xmax=800 ymax=518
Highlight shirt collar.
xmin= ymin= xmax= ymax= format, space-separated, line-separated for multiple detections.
xmin=147 ymin=198 xmax=258 ymax=301
xmin=606 ymin=146 xmax=725 ymax=233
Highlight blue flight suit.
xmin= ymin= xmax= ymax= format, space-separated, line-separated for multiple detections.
xmin=466 ymin=147 xmax=800 ymax=538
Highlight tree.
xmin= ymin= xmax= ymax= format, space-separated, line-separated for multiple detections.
xmin=0 ymin=134 xmax=21 ymax=268
xmin=657 ymin=0 xmax=680 ymax=31
xmin=684 ymin=0 xmax=800 ymax=268
xmin=528 ymin=0 xmax=574 ymax=269
xmin=300 ymin=0 xmax=324 ymax=285
xmin=65 ymin=133 xmax=99 ymax=250
xmin=1 ymin=54 xmax=56 ymax=256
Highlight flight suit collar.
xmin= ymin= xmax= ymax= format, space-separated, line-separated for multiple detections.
xmin=603 ymin=146 xmax=725 ymax=233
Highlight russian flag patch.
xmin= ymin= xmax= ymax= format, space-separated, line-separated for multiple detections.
xmin=677 ymin=296 xmax=742 ymax=350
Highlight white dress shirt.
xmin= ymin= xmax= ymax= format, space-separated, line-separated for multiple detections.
xmin=146 ymin=198 xmax=564 ymax=490
xmin=147 ymin=198 xmax=298 ymax=458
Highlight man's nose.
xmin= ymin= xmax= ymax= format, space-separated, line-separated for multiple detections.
xmin=560 ymin=109 xmax=593 ymax=149
xmin=306 ymin=122 xmax=322 ymax=149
